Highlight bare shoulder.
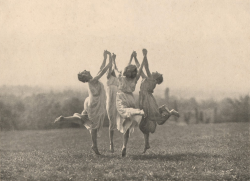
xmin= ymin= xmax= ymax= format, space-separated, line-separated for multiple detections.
xmin=89 ymin=79 xmax=99 ymax=84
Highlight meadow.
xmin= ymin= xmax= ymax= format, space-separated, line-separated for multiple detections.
xmin=1 ymin=122 xmax=249 ymax=180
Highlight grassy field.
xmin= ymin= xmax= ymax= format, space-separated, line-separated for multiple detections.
xmin=1 ymin=122 xmax=249 ymax=180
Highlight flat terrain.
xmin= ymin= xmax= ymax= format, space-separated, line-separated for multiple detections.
xmin=1 ymin=122 xmax=249 ymax=180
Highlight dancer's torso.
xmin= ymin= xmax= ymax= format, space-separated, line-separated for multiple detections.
xmin=140 ymin=77 xmax=157 ymax=93
xmin=107 ymin=75 xmax=119 ymax=87
xmin=118 ymin=76 xmax=137 ymax=93
xmin=87 ymin=81 xmax=106 ymax=119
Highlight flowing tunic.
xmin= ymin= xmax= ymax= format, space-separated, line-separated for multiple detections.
xmin=116 ymin=76 xmax=142 ymax=134
xmin=73 ymin=97 xmax=92 ymax=130
xmin=106 ymin=75 xmax=119 ymax=130
xmin=73 ymin=80 xmax=106 ymax=132
xmin=139 ymin=77 xmax=161 ymax=134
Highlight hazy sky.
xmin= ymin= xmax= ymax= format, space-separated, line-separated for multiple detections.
xmin=1 ymin=0 xmax=249 ymax=95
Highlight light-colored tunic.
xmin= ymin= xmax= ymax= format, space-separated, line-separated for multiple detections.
xmin=116 ymin=76 xmax=142 ymax=134
xmin=106 ymin=75 xmax=119 ymax=130
xmin=73 ymin=97 xmax=92 ymax=130
xmin=73 ymin=80 xmax=106 ymax=132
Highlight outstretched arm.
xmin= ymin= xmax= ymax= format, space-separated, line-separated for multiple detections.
xmin=133 ymin=51 xmax=147 ymax=79
xmin=92 ymin=51 xmax=112 ymax=82
xmin=98 ymin=50 xmax=107 ymax=74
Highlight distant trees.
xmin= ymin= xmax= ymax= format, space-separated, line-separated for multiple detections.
xmin=158 ymin=88 xmax=249 ymax=124
xmin=0 ymin=94 xmax=27 ymax=130
xmin=184 ymin=111 xmax=191 ymax=124
xmin=164 ymin=87 xmax=169 ymax=104
xmin=219 ymin=95 xmax=250 ymax=123
xmin=0 ymin=89 xmax=88 ymax=130
xmin=0 ymin=86 xmax=249 ymax=130
xmin=0 ymin=101 xmax=16 ymax=130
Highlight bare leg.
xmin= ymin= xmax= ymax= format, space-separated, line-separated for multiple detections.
xmin=161 ymin=106 xmax=180 ymax=118
xmin=109 ymin=130 xmax=114 ymax=153
xmin=143 ymin=133 xmax=150 ymax=153
xmin=54 ymin=116 xmax=82 ymax=124
xmin=90 ymin=129 xmax=101 ymax=155
xmin=54 ymin=116 xmax=64 ymax=123
xmin=156 ymin=105 xmax=180 ymax=125
xmin=170 ymin=109 xmax=180 ymax=117
xmin=122 ymin=129 xmax=130 ymax=157
xmin=152 ymin=116 xmax=170 ymax=125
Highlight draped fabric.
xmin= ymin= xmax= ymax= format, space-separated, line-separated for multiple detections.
xmin=106 ymin=75 xmax=119 ymax=130
xmin=73 ymin=97 xmax=92 ymax=130
xmin=71 ymin=80 xmax=106 ymax=133
xmin=139 ymin=77 xmax=162 ymax=133
xmin=87 ymin=80 xmax=106 ymax=132
xmin=116 ymin=76 xmax=142 ymax=135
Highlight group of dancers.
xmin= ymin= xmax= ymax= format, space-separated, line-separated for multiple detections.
xmin=54 ymin=49 xmax=179 ymax=157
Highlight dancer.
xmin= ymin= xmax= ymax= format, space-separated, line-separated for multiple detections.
xmin=132 ymin=50 xmax=180 ymax=153
xmin=116 ymin=49 xmax=147 ymax=157
xmin=98 ymin=52 xmax=120 ymax=153
xmin=54 ymin=50 xmax=112 ymax=155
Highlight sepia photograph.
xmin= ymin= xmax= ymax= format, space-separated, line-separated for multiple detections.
xmin=1 ymin=0 xmax=249 ymax=180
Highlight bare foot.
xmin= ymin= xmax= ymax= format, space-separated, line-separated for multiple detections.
xmin=54 ymin=116 xmax=63 ymax=123
xmin=110 ymin=143 xmax=114 ymax=153
xmin=170 ymin=110 xmax=180 ymax=118
xmin=142 ymin=145 xmax=150 ymax=154
xmin=91 ymin=146 xmax=101 ymax=155
xmin=121 ymin=147 xmax=126 ymax=157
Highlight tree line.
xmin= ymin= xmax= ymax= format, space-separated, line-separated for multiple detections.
xmin=0 ymin=86 xmax=249 ymax=130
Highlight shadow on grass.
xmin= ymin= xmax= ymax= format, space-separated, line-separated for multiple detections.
xmin=0 ymin=149 xmax=31 ymax=153
xmin=72 ymin=152 xmax=123 ymax=160
xmin=131 ymin=152 xmax=222 ymax=161
xmin=71 ymin=152 xmax=222 ymax=162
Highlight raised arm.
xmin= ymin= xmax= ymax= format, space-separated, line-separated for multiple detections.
xmin=107 ymin=53 xmax=121 ymax=78
xmin=92 ymin=51 xmax=112 ymax=82
xmin=136 ymin=55 xmax=146 ymax=81
xmin=144 ymin=56 xmax=152 ymax=77
xmin=127 ymin=51 xmax=134 ymax=65
xmin=106 ymin=53 xmax=114 ymax=79
xmin=141 ymin=49 xmax=152 ymax=77
xmin=133 ymin=51 xmax=147 ymax=79
xmin=112 ymin=53 xmax=120 ymax=73
xmin=98 ymin=50 xmax=107 ymax=74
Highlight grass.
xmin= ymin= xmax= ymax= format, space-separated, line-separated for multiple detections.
xmin=1 ymin=122 xmax=250 ymax=180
